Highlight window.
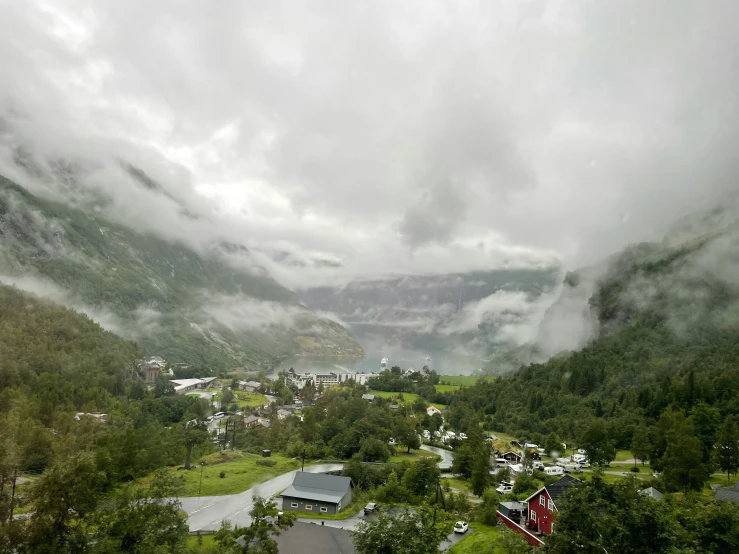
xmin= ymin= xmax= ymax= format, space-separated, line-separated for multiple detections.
xmin=539 ymin=496 xmax=545 ymax=506
xmin=291 ymin=503 xmax=298 ymax=508
xmin=548 ymin=499 xmax=554 ymax=511
xmin=531 ymin=510 xmax=536 ymax=522
xmin=305 ymin=505 xmax=313 ymax=511
xmin=320 ymin=507 xmax=328 ymax=513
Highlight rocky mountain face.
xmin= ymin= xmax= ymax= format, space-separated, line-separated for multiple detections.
xmin=298 ymin=268 xmax=560 ymax=362
xmin=0 ymin=175 xmax=363 ymax=371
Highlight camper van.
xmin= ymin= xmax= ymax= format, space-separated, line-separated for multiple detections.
xmin=544 ymin=466 xmax=564 ymax=476
xmin=564 ymin=463 xmax=583 ymax=474
xmin=494 ymin=458 xmax=508 ymax=468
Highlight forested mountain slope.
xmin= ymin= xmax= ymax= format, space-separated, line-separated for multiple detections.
xmin=0 ymin=176 xmax=363 ymax=370
xmin=451 ymin=220 xmax=739 ymax=490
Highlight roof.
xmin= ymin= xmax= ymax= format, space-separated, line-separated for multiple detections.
xmin=274 ymin=521 xmax=355 ymax=554
xmin=715 ymin=482 xmax=739 ymax=503
xmin=499 ymin=501 xmax=527 ymax=510
xmin=361 ymin=394 xmax=375 ymax=400
xmin=640 ymin=487 xmax=664 ymax=500
xmin=169 ymin=378 xmax=206 ymax=391
xmin=524 ymin=475 xmax=580 ymax=509
xmin=243 ymin=416 xmax=259 ymax=425
xmin=240 ymin=380 xmax=261 ymax=388
xmin=281 ymin=472 xmax=353 ymax=504
xmin=277 ymin=409 xmax=292 ymax=416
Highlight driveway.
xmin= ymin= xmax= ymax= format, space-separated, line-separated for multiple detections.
xmin=421 ymin=445 xmax=454 ymax=470
xmin=181 ymin=463 xmax=342 ymax=532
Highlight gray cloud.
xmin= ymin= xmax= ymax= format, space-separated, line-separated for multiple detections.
xmin=0 ymin=0 xmax=738 ymax=284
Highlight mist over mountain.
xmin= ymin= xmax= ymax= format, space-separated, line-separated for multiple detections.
xmin=0 ymin=173 xmax=363 ymax=370
xmin=299 ymin=268 xmax=560 ymax=366
xmin=484 ymin=199 xmax=739 ymax=374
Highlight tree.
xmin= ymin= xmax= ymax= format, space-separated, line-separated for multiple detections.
xmin=630 ymin=423 xmax=651 ymax=468
xmin=580 ymin=420 xmax=616 ymax=466
xmin=354 ymin=505 xmax=449 ymax=554
xmin=714 ymin=416 xmax=739 ymax=485
xmin=91 ymin=469 xmax=188 ymax=554
xmin=412 ymin=396 xmax=428 ymax=414
xmin=154 ymin=376 xmax=175 ymax=397
xmin=402 ymin=457 xmax=440 ymax=497
xmin=543 ymin=432 xmax=563 ymax=458
xmin=26 ymin=451 xmax=106 ymax=553
xmin=221 ymin=387 xmax=235 ymax=408
xmin=470 ymin=445 xmax=491 ymax=497
xmin=360 ymin=438 xmax=391 ymax=463
xmin=662 ymin=423 xmax=707 ymax=492
xmin=395 ymin=417 xmax=420 ymax=453
xmin=213 ymin=496 xmax=296 ymax=553
xmin=182 ymin=420 xmax=209 ymax=469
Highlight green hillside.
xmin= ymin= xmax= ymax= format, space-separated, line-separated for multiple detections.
xmin=0 ymin=176 xmax=363 ymax=370
xmin=449 ymin=222 xmax=739 ymax=491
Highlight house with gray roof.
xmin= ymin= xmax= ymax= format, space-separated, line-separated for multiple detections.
xmin=715 ymin=482 xmax=739 ymax=503
xmin=361 ymin=394 xmax=375 ymax=401
xmin=281 ymin=472 xmax=354 ymax=515
xmin=640 ymin=487 xmax=664 ymax=500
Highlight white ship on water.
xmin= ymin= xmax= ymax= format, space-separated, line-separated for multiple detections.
xmin=380 ymin=357 xmax=388 ymax=368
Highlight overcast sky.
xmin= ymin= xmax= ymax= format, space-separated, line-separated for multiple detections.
xmin=1 ymin=0 xmax=738 ymax=285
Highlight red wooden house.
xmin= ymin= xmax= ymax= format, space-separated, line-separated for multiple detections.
xmin=524 ymin=474 xmax=580 ymax=536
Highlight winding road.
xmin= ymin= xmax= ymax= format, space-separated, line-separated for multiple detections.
xmin=182 ymin=447 xmax=454 ymax=532
xmin=181 ymin=464 xmax=343 ymax=532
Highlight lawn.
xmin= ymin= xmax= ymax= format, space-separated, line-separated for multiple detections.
xmin=187 ymin=534 xmax=217 ymax=553
xmin=388 ymin=448 xmax=440 ymax=464
xmin=442 ymin=477 xmax=471 ymax=493
xmin=439 ymin=375 xmax=494 ymax=386
xmin=137 ymin=450 xmax=301 ymax=496
xmin=367 ymin=389 xmax=447 ymax=409
xmin=434 ymin=384 xmax=460 ymax=393
xmin=233 ymin=391 xmax=266 ymax=408
xmin=448 ymin=522 xmax=505 ymax=553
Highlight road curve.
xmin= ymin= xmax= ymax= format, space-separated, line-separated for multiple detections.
xmin=181 ymin=463 xmax=343 ymax=532
xmin=421 ymin=444 xmax=454 ymax=470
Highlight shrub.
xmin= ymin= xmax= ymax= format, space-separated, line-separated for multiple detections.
xmin=220 ymin=471 xmax=226 ymax=478
xmin=257 ymin=459 xmax=277 ymax=467
xmin=630 ymin=466 xmax=640 ymax=473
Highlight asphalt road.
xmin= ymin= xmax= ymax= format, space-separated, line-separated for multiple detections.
xmin=421 ymin=444 xmax=454 ymax=470
xmin=181 ymin=463 xmax=343 ymax=532
xmin=183 ymin=446 xmax=454 ymax=532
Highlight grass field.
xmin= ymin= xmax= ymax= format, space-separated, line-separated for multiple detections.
xmin=433 ymin=384 xmax=460 ymax=393
xmin=439 ymin=375 xmax=494 ymax=386
xmin=442 ymin=477 xmax=471 ymax=493
xmin=367 ymin=390 xmax=447 ymax=409
xmin=137 ymin=450 xmax=301 ymax=496
xmin=187 ymin=535 xmax=217 ymax=552
xmin=448 ymin=522 xmax=505 ymax=553
xmin=388 ymin=448 xmax=440 ymax=464
xmin=233 ymin=390 xmax=266 ymax=408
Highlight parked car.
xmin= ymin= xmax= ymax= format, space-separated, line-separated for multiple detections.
xmin=496 ymin=482 xmax=514 ymax=494
xmin=364 ymin=502 xmax=380 ymax=514
xmin=579 ymin=461 xmax=591 ymax=468
xmin=453 ymin=521 xmax=469 ymax=534
xmin=213 ymin=412 xmax=225 ymax=419
xmin=577 ymin=449 xmax=586 ymax=455
xmin=533 ymin=461 xmax=545 ymax=471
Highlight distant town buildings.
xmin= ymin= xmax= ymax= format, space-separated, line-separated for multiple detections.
xmin=285 ymin=368 xmax=373 ymax=389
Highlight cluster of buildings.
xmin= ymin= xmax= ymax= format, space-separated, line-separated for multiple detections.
xmin=285 ymin=368 xmax=373 ymax=389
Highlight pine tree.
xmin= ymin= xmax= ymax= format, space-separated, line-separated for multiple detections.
xmin=631 ymin=423 xmax=651 ymax=468
xmin=714 ymin=416 xmax=739 ymax=485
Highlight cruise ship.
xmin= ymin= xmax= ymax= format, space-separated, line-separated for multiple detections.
xmin=380 ymin=357 xmax=388 ymax=368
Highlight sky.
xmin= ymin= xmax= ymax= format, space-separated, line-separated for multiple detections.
xmin=1 ymin=0 xmax=739 ymax=288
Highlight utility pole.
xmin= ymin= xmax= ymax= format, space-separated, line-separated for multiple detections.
xmin=302 ymin=448 xmax=306 ymax=472
xmin=9 ymin=467 xmax=18 ymax=522
xmin=198 ymin=462 xmax=205 ymax=496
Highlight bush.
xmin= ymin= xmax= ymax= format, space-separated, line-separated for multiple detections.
xmin=219 ymin=471 xmax=226 ymax=478
xmin=630 ymin=466 xmax=640 ymax=473
xmin=257 ymin=459 xmax=277 ymax=467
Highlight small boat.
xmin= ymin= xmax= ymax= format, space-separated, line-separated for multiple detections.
xmin=380 ymin=357 xmax=388 ymax=368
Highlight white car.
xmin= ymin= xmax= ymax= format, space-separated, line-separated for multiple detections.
xmin=579 ymin=461 xmax=590 ymax=468
xmin=577 ymin=449 xmax=586 ymax=455
xmin=496 ymin=482 xmax=514 ymax=494
xmin=453 ymin=521 xmax=469 ymax=534
xmin=214 ymin=412 xmax=225 ymax=419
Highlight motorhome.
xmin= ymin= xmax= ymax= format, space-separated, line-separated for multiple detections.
xmin=544 ymin=466 xmax=564 ymax=476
